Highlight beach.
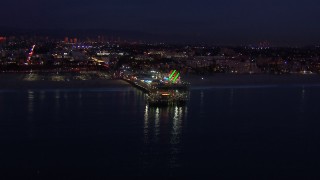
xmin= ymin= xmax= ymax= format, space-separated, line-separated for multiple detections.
xmin=1 ymin=73 xmax=320 ymax=90
xmin=183 ymin=74 xmax=320 ymax=87
xmin=0 ymin=73 xmax=130 ymax=90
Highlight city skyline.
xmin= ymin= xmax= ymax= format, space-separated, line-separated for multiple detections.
xmin=1 ymin=0 xmax=320 ymax=45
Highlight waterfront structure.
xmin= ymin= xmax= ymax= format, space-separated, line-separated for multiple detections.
xmin=124 ymin=70 xmax=190 ymax=106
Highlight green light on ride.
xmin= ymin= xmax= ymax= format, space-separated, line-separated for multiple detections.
xmin=169 ymin=70 xmax=176 ymax=79
xmin=171 ymin=72 xmax=178 ymax=81
xmin=173 ymin=73 xmax=180 ymax=83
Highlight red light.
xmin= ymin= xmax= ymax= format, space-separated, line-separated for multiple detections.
xmin=0 ymin=37 xmax=6 ymax=42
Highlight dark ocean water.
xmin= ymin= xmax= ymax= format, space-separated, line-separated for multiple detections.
xmin=1 ymin=84 xmax=320 ymax=179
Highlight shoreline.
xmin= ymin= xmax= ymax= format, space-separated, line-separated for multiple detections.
xmin=0 ymin=80 xmax=130 ymax=90
xmin=183 ymin=74 xmax=320 ymax=87
xmin=1 ymin=73 xmax=320 ymax=90
xmin=0 ymin=72 xmax=130 ymax=90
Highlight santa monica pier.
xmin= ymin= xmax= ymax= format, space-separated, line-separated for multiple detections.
xmin=121 ymin=70 xmax=190 ymax=106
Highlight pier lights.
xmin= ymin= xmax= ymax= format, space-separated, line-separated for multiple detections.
xmin=168 ymin=70 xmax=180 ymax=84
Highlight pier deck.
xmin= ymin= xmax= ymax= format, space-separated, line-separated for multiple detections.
xmin=123 ymin=77 xmax=190 ymax=106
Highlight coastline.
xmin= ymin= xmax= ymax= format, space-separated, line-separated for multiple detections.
xmin=1 ymin=73 xmax=320 ymax=90
xmin=183 ymin=74 xmax=320 ymax=87
xmin=0 ymin=80 xmax=130 ymax=90
xmin=0 ymin=73 xmax=130 ymax=90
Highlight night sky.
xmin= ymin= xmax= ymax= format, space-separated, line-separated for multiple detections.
xmin=1 ymin=0 xmax=320 ymax=45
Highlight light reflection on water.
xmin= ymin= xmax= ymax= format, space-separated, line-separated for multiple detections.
xmin=143 ymin=105 xmax=187 ymax=144
xmin=2 ymin=85 xmax=320 ymax=177
xmin=27 ymin=90 xmax=35 ymax=138
xmin=200 ymin=91 xmax=204 ymax=115
xmin=143 ymin=104 xmax=188 ymax=170
xmin=28 ymin=90 xmax=34 ymax=114
xmin=155 ymin=108 xmax=160 ymax=138
xmin=300 ymin=87 xmax=306 ymax=113
xmin=144 ymin=105 xmax=149 ymax=144
xmin=171 ymin=106 xmax=183 ymax=145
